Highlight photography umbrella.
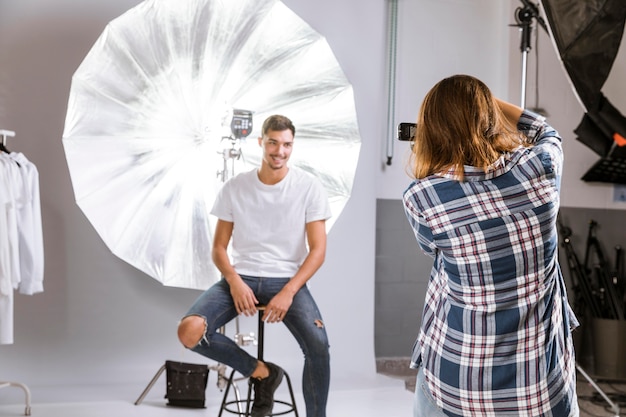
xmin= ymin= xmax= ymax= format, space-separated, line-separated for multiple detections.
xmin=62 ymin=0 xmax=361 ymax=290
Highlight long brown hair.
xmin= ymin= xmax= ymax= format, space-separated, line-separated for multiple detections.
xmin=409 ymin=75 xmax=526 ymax=180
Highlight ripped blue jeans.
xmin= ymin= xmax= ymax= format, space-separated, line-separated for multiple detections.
xmin=183 ymin=275 xmax=330 ymax=417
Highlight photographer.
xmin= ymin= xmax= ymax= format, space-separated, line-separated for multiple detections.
xmin=403 ymin=74 xmax=579 ymax=417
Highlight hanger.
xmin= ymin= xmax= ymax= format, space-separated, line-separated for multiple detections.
xmin=0 ymin=129 xmax=16 ymax=153
xmin=0 ymin=129 xmax=21 ymax=166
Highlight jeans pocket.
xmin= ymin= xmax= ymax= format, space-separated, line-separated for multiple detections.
xmin=416 ymin=369 xmax=445 ymax=416
xmin=420 ymin=380 xmax=441 ymax=411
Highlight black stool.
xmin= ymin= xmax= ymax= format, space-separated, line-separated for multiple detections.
xmin=218 ymin=306 xmax=299 ymax=417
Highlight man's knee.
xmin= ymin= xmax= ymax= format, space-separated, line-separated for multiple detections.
xmin=177 ymin=315 xmax=206 ymax=348
xmin=306 ymin=324 xmax=330 ymax=358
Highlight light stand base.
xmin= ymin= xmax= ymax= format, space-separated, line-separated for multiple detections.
xmin=576 ymin=362 xmax=620 ymax=417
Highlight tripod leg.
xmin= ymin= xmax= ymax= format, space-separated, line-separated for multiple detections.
xmin=576 ymin=362 xmax=620 ymax=417
xmin=134 ymin=364 xmax=166 ymax=405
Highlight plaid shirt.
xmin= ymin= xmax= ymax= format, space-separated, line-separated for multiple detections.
xmin=403 ymin=111 xmax=579 ymax=417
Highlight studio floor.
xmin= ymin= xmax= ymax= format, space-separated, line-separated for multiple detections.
xmin=1 ymin=369 xmax=626 ymax=417
xmin=0 ymin=372 xmax=413 ymax=417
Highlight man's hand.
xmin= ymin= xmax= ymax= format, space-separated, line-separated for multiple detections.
xmin=263 ymin=290 xmax=294 ymax=323
xmin=229 ymin=279 xmax=259 ymax=317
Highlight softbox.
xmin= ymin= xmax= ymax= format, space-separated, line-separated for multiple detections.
xmin=540 ymin=0 xmax=626 ymax=110
xmin=575 ymin=93 xmax=626 ymax=159
xmin=575 ymin=94 xmax=626 ymax=184
xmin=541 ymin=0 xmax=626 ymax=184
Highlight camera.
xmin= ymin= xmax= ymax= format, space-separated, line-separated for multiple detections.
xmin=397 ymin=122 xmax=416 ymax=141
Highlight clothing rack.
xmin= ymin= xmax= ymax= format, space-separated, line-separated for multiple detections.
xmin=0 ymin=129 xmax=33 ymax=416
xmin=0 ymin=382 xmax=31 ymax=415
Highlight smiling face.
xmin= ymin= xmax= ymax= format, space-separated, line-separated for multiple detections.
xmin=258 ymin=128 xmax=294 ymax=173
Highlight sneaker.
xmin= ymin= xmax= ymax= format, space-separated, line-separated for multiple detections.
xmin=250 ymin=362 xmax=284 ymax=417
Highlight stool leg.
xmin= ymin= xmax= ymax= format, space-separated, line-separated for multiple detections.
xmin=282 ymin=372 xmax=299 ymax=417
xmin=256 ymin=308 xmax=299 ymax=416
xmin=217 ymin=369 xmax=234 ymax=417
xmin=219 ymin=369 xmax=247 ymax=417
xmin=257 ymin=310 xmax=264 ymax=362
xmin=246 ymin=378 xmax=254 ymax=416
xmin=219 ymin=368 xmax=255 ymax=416
xmin=218 ymin=310 xmax=266 ymax=417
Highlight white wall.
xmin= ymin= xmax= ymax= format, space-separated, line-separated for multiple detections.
xmin=376 ymin=0 xmax=512 ymax=200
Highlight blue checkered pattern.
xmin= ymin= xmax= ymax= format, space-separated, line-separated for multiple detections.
xmin=403 ymin=111 xmax=579 ymax=417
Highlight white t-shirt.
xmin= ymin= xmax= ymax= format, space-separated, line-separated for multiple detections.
xmin=211 ymin=167 xmax=331 ymax=278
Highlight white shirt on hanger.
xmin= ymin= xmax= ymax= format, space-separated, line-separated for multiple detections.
xmin=0 ymin=154 xmax=20 ymax=344
xmin=9 ymin=152 xmax=44 ymax=295
xmin=0 ymin=151 xmax=45 ymax=345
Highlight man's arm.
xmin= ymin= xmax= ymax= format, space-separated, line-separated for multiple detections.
xmin=212 ymin=219 xmax=258 ymax=316
xmin=263 ymin=219 xmax=327 ymax=323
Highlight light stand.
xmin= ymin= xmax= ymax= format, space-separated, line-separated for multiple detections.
xmin=216 ymin=109 xmax=253 ymax=183
xmin=217 ymin=137 xmax=243 ymax=183
xmin=511 ymin=0 xmax=547 ymax=109
xmin=214 ymin=109 xmax=257 ymax=392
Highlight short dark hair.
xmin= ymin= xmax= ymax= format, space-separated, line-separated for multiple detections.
xmin=262 ymin=115 xmax=295 ymax=137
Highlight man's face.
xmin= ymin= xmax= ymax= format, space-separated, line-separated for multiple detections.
xmin=258 ymin=129 xmax=294 ymax=171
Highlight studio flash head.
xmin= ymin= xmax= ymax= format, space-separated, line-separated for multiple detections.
xmin=230 ymin=109 xmax=254 ymax=139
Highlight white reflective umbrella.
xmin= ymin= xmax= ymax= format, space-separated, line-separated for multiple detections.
xmin=62 ymin=0 xmax=361 ymax=290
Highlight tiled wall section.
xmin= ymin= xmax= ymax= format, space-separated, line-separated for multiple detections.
xmin=374 ymin=199 xmax=432 ymax=358
xmin=375 ymin=199 xmax=626 ymax=369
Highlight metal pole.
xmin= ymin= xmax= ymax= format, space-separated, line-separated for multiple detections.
xmin=385 ymin=0 xmax=398 ymax=166
xmin=515 ymin=5 xmax=534 ymax=109
xmin=520 ymin=50 xmax=529 ymax=109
